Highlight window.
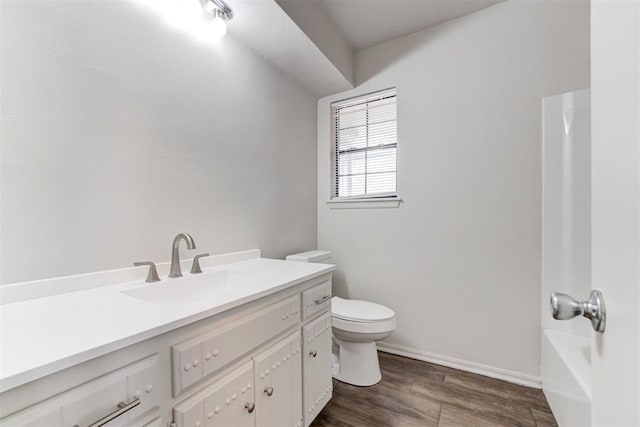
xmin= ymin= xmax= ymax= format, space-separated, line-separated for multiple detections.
xmin=331 ymin=89 xmax=397 ymax=199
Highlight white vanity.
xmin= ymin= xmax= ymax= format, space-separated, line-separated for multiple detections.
xmin=0 ymin=250 xmax=334 ymax=427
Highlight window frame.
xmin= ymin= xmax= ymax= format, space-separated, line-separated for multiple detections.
xmin=328 ymin=88 xmax=401 ymax=209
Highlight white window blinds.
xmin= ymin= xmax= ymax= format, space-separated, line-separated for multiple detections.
xmin=332 ymin=89 xmax=397 ymax=198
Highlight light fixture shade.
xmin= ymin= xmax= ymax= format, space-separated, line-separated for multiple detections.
xmin=209 ymin=12 xmax=227 ymax=38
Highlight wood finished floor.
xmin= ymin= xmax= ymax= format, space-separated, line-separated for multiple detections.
xmin=311 ymin=352 xmax=557 ymax=427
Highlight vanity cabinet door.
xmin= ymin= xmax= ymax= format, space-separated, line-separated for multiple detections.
xmin=173 ymin=361 xmax=255 ymax=427
xmin=302 ymin=312 xmax=332 ymax=427
xmin=254 ymin=332 xmax=303 ymax=427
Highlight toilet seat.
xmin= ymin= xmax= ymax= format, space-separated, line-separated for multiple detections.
xmin=332 ymin=316 xmax=397 ymax=334
xmin=332 ymin=297 xmax=395 ymax=322
xmin=331 ymin=297 xmax=397 ymax=334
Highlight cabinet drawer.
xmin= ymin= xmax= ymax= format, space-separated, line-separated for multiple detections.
xmin=172 ymin=294 xmax=300 ymax=396
xmin=302 ymin=280 xmax=331 ymax=321
xmin=142 ymin=417 xmax=163 ymax=427
xmin=173 ymin=361 xmax=255 ymax=427
xmin=0 ymin=354 xmax=161 ymax=427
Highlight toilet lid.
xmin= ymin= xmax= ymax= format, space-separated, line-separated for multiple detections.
xmin=332 ymin=297 xmax=395 ymax=322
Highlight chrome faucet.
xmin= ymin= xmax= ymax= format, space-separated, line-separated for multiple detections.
xmin=169 ymin=233 xmax=196 ymax=278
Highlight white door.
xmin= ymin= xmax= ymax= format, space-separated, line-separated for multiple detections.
xmin=591 ymin=1 xmax=640 ymax=425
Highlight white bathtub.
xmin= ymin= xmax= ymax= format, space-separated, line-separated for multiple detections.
xmin=541 ymin=329 xmax=591 ymax=426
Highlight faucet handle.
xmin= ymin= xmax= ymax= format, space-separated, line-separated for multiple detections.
xmin=133 ymin=261 xmax=161 ymax=283
xmin=190 ymin=253 xmax=210 ymax=274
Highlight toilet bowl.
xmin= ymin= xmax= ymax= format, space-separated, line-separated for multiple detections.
xmin=285 ymin=250 xmax=397 ymax=387
xmin=331 ymin=296 xmax=396 ymax=386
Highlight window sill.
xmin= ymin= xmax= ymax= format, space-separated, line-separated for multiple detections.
xmin=326 ymin=196 xmax=403 ymax=209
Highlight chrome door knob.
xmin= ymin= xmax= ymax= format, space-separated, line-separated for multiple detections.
xmin=245 ymin=402 xmax=255 ymax=413
xmin=264 ymin=386 xmax=274 ymax=397
xmin=309 ymin=350 xmax=317 ymax=358
xmin=550 ymin=290 xmax=606 ymax=333
xmin=550 ymin=293 xmax=584 ymax=320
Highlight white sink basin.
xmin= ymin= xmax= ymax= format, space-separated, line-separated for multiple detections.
xmin=121 ymin=269 xmax=267 ymax=304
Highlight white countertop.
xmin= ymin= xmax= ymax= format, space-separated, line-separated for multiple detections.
xmin=0 ymin=258 xmax=334 ymax=393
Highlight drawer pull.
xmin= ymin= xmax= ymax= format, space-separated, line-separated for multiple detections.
xmin=264 ymin=386 xmax=274 ymax=397
xmin=309 ymin=350 xmax=318 ymax=358
xmin=315 ymin=295 xmax=331 ymax=305
xmin=73 ymin=397 xmax=140 ymax=427
xmin=245 ymin=402 xmax=256 ymax=413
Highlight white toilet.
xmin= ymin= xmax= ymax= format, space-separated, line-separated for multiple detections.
xmin=286 ymin=250 xmax=397 ymax=386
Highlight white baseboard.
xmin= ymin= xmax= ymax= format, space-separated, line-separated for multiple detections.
xmin=376 ymin=342 xmax=542 ymax=389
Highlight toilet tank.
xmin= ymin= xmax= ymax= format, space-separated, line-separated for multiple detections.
xmin=286 ymin=250 xmax=332 ymax=263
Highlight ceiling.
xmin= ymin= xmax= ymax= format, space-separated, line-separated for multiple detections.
xmin=319 ymin=0 xmax=505 ymax=50
xmin=229 ymin=0 xmax=354 ymax=96
xmin=226 ymin=0 xmax=506 ymax=96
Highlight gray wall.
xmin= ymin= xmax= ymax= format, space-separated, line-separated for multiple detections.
xmin=317 ymin=0 xmax=590 ymax=379
xmin=0 ymin=1 xmax=317 ymax=284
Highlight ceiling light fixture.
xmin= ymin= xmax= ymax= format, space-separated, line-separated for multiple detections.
xmin=200 ymin=0 xmax=234 ymax=38
xmin=135 ymin=0 xmax=234 ymax=42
